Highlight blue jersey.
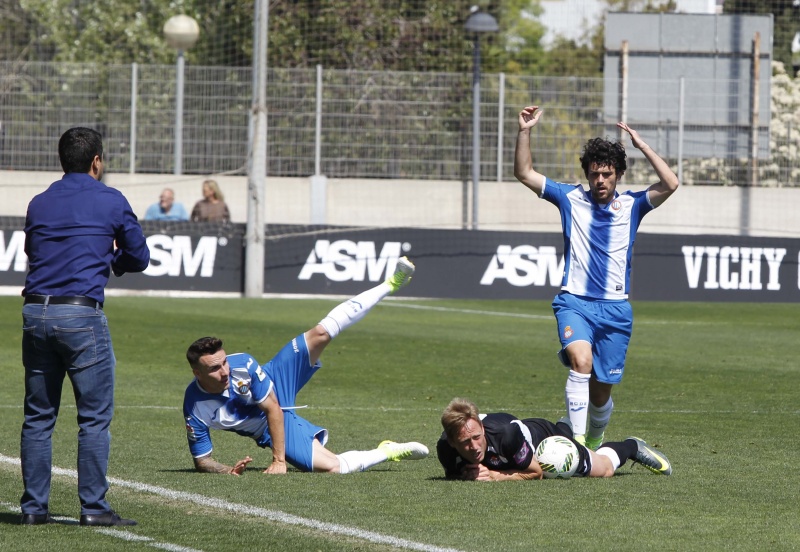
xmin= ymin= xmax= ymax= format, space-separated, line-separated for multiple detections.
xmin=183 ymin=352 xmax=274 ymax=458
xmin=541 ymin=178 xmax=654 ymax=300
xmin=183 ymin=334 xmax=326 ymax=469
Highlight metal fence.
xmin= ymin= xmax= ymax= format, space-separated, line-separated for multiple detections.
xmin=1 ymin=61 xmax=798 ymax=186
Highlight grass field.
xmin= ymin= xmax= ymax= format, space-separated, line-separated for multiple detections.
xmin=0 ymin=294 xmax=798 ymax=551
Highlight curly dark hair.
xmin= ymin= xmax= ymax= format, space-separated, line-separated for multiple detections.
xmin=579 ymin=137 xmax=627 ymax=178
xmin=186 ymin=336 xmax=223 ymax=366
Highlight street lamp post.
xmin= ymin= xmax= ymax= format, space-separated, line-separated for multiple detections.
xmin=464 ymin=8 xmax=498 ymax=230
xmin=164 ymin=15 xmax=200 ymax=175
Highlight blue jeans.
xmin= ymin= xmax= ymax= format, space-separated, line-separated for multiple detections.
xmin=21 ymin=303 xmax=115 ymax=516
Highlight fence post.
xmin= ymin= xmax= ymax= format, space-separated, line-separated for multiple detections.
xmin=678 ymin=77 xmax=684 ymax=186
xmin=129 ymin=62 xmax=138 ymax=174
xmin=310 ymin=64 xmax=327 ymax=225
xmin=496 ymin=72 xmax=505 ymax=182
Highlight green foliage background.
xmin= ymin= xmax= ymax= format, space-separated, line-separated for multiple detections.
xmin=4 ymin=1 xmax=795 ymax=76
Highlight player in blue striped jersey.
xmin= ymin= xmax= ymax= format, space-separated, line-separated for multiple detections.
xmin=182 ymin=257 xmax=429 ymax=475
xmin=514 ymin=105 xmax=679 ymax=449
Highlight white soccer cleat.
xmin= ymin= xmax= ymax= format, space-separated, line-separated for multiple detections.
xmin=378 ymin=440 xmax=429 ymax=461
xmin=384 ymin=256 xmax=415 ymax=294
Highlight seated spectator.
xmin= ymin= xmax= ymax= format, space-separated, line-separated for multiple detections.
xmin=191 ymin=179 xmax=230 ymax=223
xmin=144 ymin=188 xmax=189 ymax=221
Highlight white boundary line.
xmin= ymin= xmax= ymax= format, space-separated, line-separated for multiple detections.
xmin=0 ymin=454 xmax=464 ymax=552
xmin=0 ymin=500 xmax=204 ymax=552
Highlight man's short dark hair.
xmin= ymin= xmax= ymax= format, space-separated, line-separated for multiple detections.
xmin=579 ymin=137 xmax=627 ymax=177
xmin=58 ymin=127 xmax=103 ymax=174
xmin=186 ymin=336 xmax=224 ymax=367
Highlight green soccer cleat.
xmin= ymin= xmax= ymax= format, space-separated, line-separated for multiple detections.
xmin=627 ymin=436 xmax=672 ymax=475
xmin=585 ymin=433 xmax=604 ymax=451
xmin=573 ymin=434 xmax=586 ymax=446
xmin=385 ymin=257 xmax=415 ymax=294
xmin=378 ymin=440 xmax=429 ymax=461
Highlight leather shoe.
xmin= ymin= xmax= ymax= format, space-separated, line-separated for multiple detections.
xmin=21 ymin=513 xmax=51 ymax=525
xmin=79 ymin=510 xmax=137 ymax=527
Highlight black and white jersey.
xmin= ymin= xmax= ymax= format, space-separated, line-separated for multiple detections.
xmin=437 ymin=412 xmax=589 ymax=478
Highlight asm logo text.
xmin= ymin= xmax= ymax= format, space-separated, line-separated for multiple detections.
xmin=299 ymin=240 xmax=405 ymax=282
xmin=0 ymin=230 xmax=26 ymax=272
xmin=145 ymin=235 xmax=220 ymax=277
xmin=481 ymin=245 xmax=564 ymax=287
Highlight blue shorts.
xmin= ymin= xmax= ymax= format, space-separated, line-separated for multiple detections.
xmin=258 ymin=334 xmax=329 ymax=472
xmin=551 ymin=293 xmax=633 ymax=384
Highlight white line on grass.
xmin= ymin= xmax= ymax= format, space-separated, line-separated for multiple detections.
xmin=0 ymin=454 xmax=465 ymax=552
xmin=0 ymin=500 xmax=203 ymax=552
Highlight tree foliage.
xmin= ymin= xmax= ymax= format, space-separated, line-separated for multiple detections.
xmin=723 ymin=0 xmax=800 ymax=71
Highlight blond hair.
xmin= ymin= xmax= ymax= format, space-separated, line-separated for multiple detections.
xmin=202 ymin=179 xmax=225 ymax=202
xmin=441 ymin=397 xmax=481 ymax=442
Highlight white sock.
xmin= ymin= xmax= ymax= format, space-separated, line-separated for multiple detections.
xmin=335 ymin=449 xmax=389 ymax=474
xmin=595 ymin=447 xmax=622 ymax=470
xmin=588 ymin=397 xmax=613 ymax=440
xmin=318 ymin=283 xmax=392 ymax=339
xmin=565 ymin=370 xmax=590 ymax=437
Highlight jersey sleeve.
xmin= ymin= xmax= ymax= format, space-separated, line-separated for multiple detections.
xmin=497 ymin=420 xmax=535 ymax=470
xmin=228 ymin=353 xmax=274 ymax=404
xmin=435 ymin=433 xmax=465 ymax=478
xmin=185 ymin=414 xmax=213 ymax=458
xmin=541 ymin=178 xmax=577 ymax=207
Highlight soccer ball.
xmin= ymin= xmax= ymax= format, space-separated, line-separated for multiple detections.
xmin=535 ymin=436 xmax=579 ymax=479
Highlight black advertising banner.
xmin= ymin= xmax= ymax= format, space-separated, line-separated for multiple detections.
xmin=1 ymin=217 xmax=798 ymax=302
xmin=0 ymin=219 xmax=244 ymax=294
xmin=264 ymin=225 xmax=800 ymax=303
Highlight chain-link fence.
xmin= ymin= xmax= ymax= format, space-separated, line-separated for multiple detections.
xmin=1 ymin=60 xmax=798 ymax=187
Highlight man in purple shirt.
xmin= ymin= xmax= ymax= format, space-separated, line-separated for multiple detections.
xmin=20 ymin=127 xmax=150 ymax=527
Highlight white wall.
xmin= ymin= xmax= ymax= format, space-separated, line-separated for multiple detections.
xmin=2 ymin=170 xmax=797 ymax=238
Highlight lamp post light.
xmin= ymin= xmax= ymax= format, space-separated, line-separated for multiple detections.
xmin=465 ymin=7 xmax=498 ymax=230
xmin=164 ymin=14 xmax=200 ymax=175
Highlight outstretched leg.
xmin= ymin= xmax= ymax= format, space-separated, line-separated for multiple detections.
xmin=308 ymin=257 xmax=415 ymax=364
xmin=312 ymin=439 xmax=429 ymax=474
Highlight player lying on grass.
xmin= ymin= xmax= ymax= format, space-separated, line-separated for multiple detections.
xmin=183 ymin=257 xmax=429 ymax=475
xmin=436 ymin=398 xmax=672 ymax=481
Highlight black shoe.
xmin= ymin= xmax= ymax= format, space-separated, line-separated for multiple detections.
xmin=20 ymin=513 xmax=51 ymax=525
xmin=79 ymin=510 xmax=137 ymax=527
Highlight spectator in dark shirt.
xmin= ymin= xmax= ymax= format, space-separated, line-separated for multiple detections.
xmin=20 ymin=127 xmax=150 ymax=527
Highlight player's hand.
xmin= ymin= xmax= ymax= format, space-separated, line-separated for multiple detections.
xmin=518 ymin=105 xmax=544 ymax=131
xmin=473 ymin=464 xmax=498 ymax=482
xmin=230 ymin=456 xmax=253 ymax=475
xmin=263 ymin=459 xmax=288 ymax=475
xmin=617 ymin=122 xmax=647 ymax=150
xmin=458 ymin=464 xmax=482 ymax=481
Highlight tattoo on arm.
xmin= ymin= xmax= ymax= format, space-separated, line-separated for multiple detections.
xmin=194 ymin=455 xmax=233 ymax=474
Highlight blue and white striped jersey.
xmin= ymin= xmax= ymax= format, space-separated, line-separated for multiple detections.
xmin=541 ymin=178 xmax=654 ymax=300
xmin=183 ymin=352 xmax=274 ymax=458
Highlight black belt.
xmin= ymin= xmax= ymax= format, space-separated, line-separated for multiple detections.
xmin=24 ymin=295 xmax=103 ymax=309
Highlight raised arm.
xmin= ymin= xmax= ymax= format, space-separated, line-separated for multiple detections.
xmin=617 ymin=122 xmax=679 ymax=207
xmin=514 ymin=105 xmax=547 ymax=195
xmin=259 ymin=392 xmax=287 ymax=474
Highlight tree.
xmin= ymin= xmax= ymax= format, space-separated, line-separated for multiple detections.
xmin=723 ymin=0 xmax=800 ymax=71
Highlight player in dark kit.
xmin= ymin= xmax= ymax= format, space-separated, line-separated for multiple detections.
xmin=436 ymin=398 xmax=672 ymax=481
